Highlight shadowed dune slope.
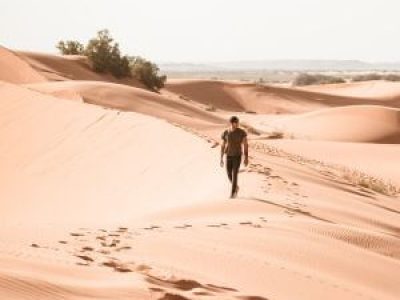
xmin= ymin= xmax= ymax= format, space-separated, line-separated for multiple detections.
xmin=26 ymin=80 xmax=225 ymax=130
xmin=273 ymin=105 xmax=400 ymax=143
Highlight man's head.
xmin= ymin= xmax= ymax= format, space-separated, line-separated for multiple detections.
xmin=229 ymin=116 xmax=239 ymax=129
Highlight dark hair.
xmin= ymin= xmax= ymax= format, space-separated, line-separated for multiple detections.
xmin=229 ymin=116 xmax=239 ymax=123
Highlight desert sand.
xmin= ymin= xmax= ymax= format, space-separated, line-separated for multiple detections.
xmin=0 ymin=46 xmax=399 ymax=300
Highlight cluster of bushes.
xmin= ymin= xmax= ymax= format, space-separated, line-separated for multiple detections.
xmin=352 ymin=73 xmax=400 ymax=82
xmin=292 ymin=72 xmax=400 ymax=86
xmin=293 ymin=73 xmax=345 ymax=86
xmin=56 ymin=30 xmax=166 ymax=91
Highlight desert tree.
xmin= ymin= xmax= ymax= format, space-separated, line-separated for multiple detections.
xmin=56 ymin=40 xmax=84 ymax=55
xmin=129 ymin=56 xmax=167 ymax=91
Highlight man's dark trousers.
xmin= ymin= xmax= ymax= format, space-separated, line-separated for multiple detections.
xmin=226 ymin=155 xmax=241 ymax=196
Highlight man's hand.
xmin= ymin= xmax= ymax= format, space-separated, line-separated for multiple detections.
xmin=220 ymin=159 xmax=224 ymax=167
xmin=244 ymin=156 xmax=249 ymax=167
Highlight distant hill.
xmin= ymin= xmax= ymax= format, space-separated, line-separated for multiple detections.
xmin=159 ymin=60 xmax=400 ymax=72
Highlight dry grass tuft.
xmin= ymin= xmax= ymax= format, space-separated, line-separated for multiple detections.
xmin=251 ymin=142 xmax=400 ymax=196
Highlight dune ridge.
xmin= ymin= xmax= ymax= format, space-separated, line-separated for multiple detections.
xmin=0 ymin=47 xmax=46 ymax=84
xmin=270 ymin=105 xmax=400 ymax=143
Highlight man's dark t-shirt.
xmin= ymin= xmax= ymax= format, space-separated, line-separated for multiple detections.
xmin=222 ymin=128 xmax=247 ymax=156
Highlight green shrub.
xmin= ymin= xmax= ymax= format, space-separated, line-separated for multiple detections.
xmin=352 ymin=73 xmax=382 ymax=82
xmin=293 ymin=73 xmax=345 ymax=86
xmin=129 ymin=56 xmax=166 ymax=91
xmin=352 ymin=73 xmax=400 ymax=82
xmin=56 ymin=40 xmax=84 ymax=55
xmin=85 ymin=30 xmax=130 ymax=78
xmin=56 ymin=30 xmax=166 ymax=86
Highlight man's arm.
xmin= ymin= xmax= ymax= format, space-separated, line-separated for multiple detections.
xmin=220 ymin=139 xmax=226 ymax=167
xmin=243 ymin=136 xmax=249 ymax=166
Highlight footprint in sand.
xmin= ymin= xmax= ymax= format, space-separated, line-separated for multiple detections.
xmin=98 ymin=249 xmax=111 ymax=255
xmin=237 ymin=296 xmax=269 ymax=300
xmin=70 ymin=232 xmax=85 ymax=237
xmin=108 ymin=233 xmax=120 ymax=237
xmin=157 ymin=293 xmax=190 ymax=300
xmin=143 ymin=225 xmax=161 ymax=230
xmin=136 ymin=264 xmax=152 ymax=272
xmin=251 ymin=224 xmax=263 ymax=228
xmin=101 ymin=260 xmax=133 ymax=272
xmin=146 ymin=275 xmax=237 ymax=294
xmin=206 ymin=223 xmax=228 ymax=228
xmin=149 ymin=287 xmax=165 ymax=292
xmin=115 ymin=246 xmax=131 ymax=252
xmin=76 ymin=262 xmax=90 ymax=267
xmin=75 ymin=255 xmax=94 ymax=263
xmin=174 ymin=224 xmax=193 ymax=229
xmin=193 ymin=291 xmax=214 ymax=296
xmin=239 ymin=221 xmax=253 ymax=225
xmin=96 ymin=235 xmax=107 ymax=241
xmin=101 ymin=239 xmax=120 ymax=247
xmin=81 ymin=246 xmax=94 ymax=252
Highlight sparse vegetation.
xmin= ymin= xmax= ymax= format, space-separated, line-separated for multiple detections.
xmin=267 ymin=131 xmax=285 ymax=139
xmin=341 ymin=168 xmax=400 ymax=195
xmin=56 ymin=40 xmax=84 ymax=55
xmin=352 ymin=73 xmax=400 ymax=82
xmin=85 ymin=30 xmax=130 ymax=78
xmin=293 ymin=73 xmax=346 ymax=86
xmin=251 ymin=142 xmax=400 ymax=196
xmin=205 ymin=104 xmax=216 ymax=112
xmin=56 ymin=30 xmax=166 ymax=90
xmin=128 ymin=56 xmax=166 ymax=91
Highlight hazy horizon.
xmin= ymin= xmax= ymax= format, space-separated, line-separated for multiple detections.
xmin=1 ymin=0 xmax=399 ymax=63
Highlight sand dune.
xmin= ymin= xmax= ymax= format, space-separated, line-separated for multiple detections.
xmin=270 ymin=105 xmax=400 ymax=143
xmin=266 ymin=140 xmax=400 ymax=184
xmin=166 ymin=79 xmax=400 ymax=115
xmin=0 ymin=46 xmax=46 ymax=84
xmin=26 ymin=80 xmax=225 ymax=130
xmin=1 ymin=48 xmax=400 ymax=300
xmin=0 ymin=81 xmax=225 ymax=225
xmin=301 ymin=80 xmax=400 ymax=101
xmin=1 ymin=80 xmax=400 ymax=300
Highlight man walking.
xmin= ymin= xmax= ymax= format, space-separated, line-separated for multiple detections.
xmin=220 ymin=116 xmax=249 ymax=198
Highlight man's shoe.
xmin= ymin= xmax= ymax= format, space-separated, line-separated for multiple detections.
xmin=233 ymin=185 xmax=239 ymax=197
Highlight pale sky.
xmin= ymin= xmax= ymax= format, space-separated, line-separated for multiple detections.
xmin=1 ymin=0 xmax=399 ymax=62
